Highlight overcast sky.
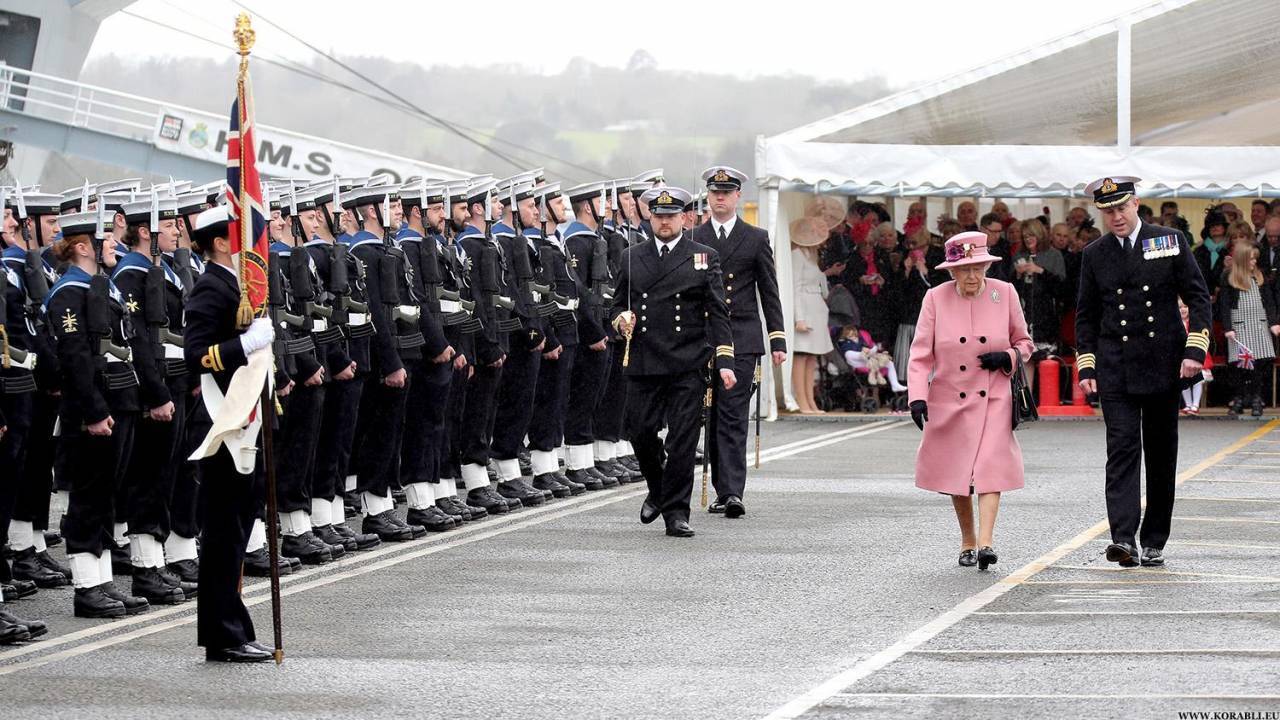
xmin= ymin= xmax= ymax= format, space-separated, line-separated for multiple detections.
xmin=88 ymin=0 xmax=1155 ymax=87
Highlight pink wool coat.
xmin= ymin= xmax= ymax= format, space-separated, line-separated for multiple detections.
xmin=908 ymin=279 xmax=1034 ymax=495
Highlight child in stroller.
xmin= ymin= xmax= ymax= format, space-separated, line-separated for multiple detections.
xmin=818 ymin=324 xmax=909 ymax=413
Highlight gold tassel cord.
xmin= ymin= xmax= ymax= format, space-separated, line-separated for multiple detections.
xmin=234 ymin=13 xmax=256 ymax=330
xmin=0 ymin=325 xmax=10 ymax=369
xmin=700 ymin=385 xmax=713 ymax=508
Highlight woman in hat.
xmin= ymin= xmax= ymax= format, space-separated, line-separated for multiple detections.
xmin=790 ymin=217 xmax=834 ymax=413
xmin=907 ymin=231 xmax=1033 ymax=570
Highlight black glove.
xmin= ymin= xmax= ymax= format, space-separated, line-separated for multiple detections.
xmin=909 ymin=400 xmax=928 ymax=431
xmin=978 ymin=351 xmax=1013 ymax=372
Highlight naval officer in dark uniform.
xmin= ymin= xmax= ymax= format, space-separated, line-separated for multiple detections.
xmin=1075 ymin=176 xmax=1211 ymax=568
xmin=691 ymin=166 xmax=786 ymax=519
xmin=611 ymin=187 xmax=736 ymax=538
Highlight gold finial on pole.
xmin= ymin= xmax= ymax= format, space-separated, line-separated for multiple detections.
xmin=234 ymin=13 xmax=256 ymax=57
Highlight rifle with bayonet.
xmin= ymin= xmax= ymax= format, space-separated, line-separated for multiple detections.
xmin=87 ymin=204 xmax=132 ymax=368
xmin=374 ymin=193 xmax=425 ymax=354
xmin=287 ymin=193 xmax=341 ymax=348
xmin=12 ymin=186 xmax=51 ymax=335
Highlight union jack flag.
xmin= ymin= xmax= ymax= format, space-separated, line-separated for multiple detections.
xmin=226 ymin=71 xmax=269 ymax=314
xmin=1234 ymin=339 xmax=1255 ymax=370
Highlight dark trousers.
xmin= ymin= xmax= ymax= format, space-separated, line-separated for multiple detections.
xmin=171 ymin=393 xmax=207 ymax=540
xmin=313 ymin=375 xmax=363 ymax=500
xmin=441 ymin=365 xmax=469 ymax=479
xmin=63 ymin=414 xmax=137 ymax=557
xmin=196 ymin=447 xmax=262 ymax=649
xmin=490 ymin=346 xmax=541 ymax=461
xmin=565 ymin=343 xmax=609 ymax=446
xmin=0 ymin=389 xmax=34 ymax=559
xmin=122 ymin=390 xmax=187 ymax=540
xmin=626 ymin=371 xmax=706 ymax=525
xmin=528 ymin=345 xmax=576 ymax=452
xmin=17 ymin=390 xmax=59 ymax=523
xmin=457 ymin=364 xmax=501 ymax=468
xmin=400 ymin=358 xmax=452 ymax=486
xmin=275 ymin=381 xmax=325 ymax=514
xmin=709 ymin=354 xmax=758 ymax=501
xmin=593 ymin=341 xmax=628 ymax=443
xmin=354 ymin=374 xmax=409 ymax=498
xmin=1100 ymin=389 xmax=1180 ymax=549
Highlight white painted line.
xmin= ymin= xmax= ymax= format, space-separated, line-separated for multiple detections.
xmin=751 ymin=420 xmax=897 ymax=457
xmin=833 ymin=693 xmax=1280 ymax=700
xmin=974 ymin=610 xmax=1280 ymax=616
xmin=1 ymin=421 xmax=895 ymax=675
xmin=1025 ymin=579 xmax=1275 ymax=585
xmin=1173 ymin=516 xmax=1280 ymax=525
xmin=1177 ymin=496 xmax=1280 ymax=504
xmin=1051 ymin=565 xmax=1280 ymax=581
xmin=760 ymin=418 xmax=1280 ymax=720
xmin=1174 ymin=540 xmax=1280 ymax=551
xmin=909 ymin=648 xmax=1280 ymax=656
xmin=1188 ymin=478 xmax=1280 ymax=485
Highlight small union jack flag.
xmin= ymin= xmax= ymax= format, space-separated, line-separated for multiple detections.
xmin=1233 ymin=339 xmax=1255 ymax=370
xmin=226 ymin=70 xmax=270 ymax=315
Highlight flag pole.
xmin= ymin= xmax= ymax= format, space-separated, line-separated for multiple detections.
xmin=233 ymin=12 xmax=285 ymax=666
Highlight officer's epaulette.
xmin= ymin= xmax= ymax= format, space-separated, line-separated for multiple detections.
xmin=42 ymin=265 xmax=93 ymax=312
xmin=561 ymin=221 xmax=596 ymax=241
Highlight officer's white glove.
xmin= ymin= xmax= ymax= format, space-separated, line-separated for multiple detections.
xmin=240 ymin=317 xmax=275 ymax=356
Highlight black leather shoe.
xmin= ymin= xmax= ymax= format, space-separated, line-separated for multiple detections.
xmin=314 ymin=524 xmax=358 ymax=552
xmin=131 ymin=567 xmax=185 ymax=605
xmin=565 ymin=469 xmax=604 ymax=491
xmin=101 ymin=582 xmax=150 ymax=615
xmin=958 ymin=549 xmax=977 ymax=567
xmin=665 ymin=520 xmax=695 ymax=538
xmin=1140 ymin=547 xmax=1164 ymax=567
xmin=1105 ymin=542 xmax=1140 ymax=567
xmin=618 ymin=455 xmax=640 ymax=472
xmin=206 ymin=642 xmax=273 ymax=663
xmin=552 ymin=472 xmax=585 ymax=495
xmin=437 ymin=496 xmax=484 ymax=522
xmin=242 ymin=548 xmax=296 ymax=577
xmin=515 ymin=476 xmax=553 ymax=501
xmin=532 ymin=473 xmax=571 ymax=498
xmin=497 ymin=479 xmax=545 ymax=506
xmin=43 ymin=530 xmax=63 ymax=548
xmin=11 ymin=547 xmax=70 ymax=588
xmin=0 ymin=609 xmax=46 ymax=640
xmin=281 ymin=532 xmax=334 ymax=564
xmin=600 ymin=460 xmax=642 ymax=482
xmin=110 ymin=544 xmax=132 ymax=575
xmin=723 ymin=496 xmax=746 ymax=519
xmin=331 ymin=522 xmax=382 ymax=550
xmin=3 ymin=579 xmax=37 ymax=599
xmin=73 ymin=586 xmax=126 ymax=619
xmin=707 ymin=499 xmax=727 ymax=514
xmin=407 ymin=506 xmax=458 ymax=532
xmin=362 ymin=511 xmax=415 ymax=542
xmin=157 ymin=566 xmax=198 ymax=599
xmin=640 ymin=498 xmax=660 ymax=525
xmin=37 ymin=550 xmax=73 ymax=582
xmin=466 ymin=487 xmax=513 ymax=514
xmin=976 ymin=546 xmax=998 ymax=570
xmin=167 ymin=559 xmax=199 ymax=584
xmin=585 ymin=467 xmax=620 ymax=488
xmin=0 ymin=621 xmax=30 ymax=644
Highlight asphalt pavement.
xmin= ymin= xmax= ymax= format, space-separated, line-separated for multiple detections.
xmin=1 ymin=418 xmax=1276 ymax=720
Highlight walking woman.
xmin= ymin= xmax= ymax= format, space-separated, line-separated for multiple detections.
xmin=1218 ymin=241 xmax=1279 ymax=417
xmin=907 ymin=231 xmax=1033 ymax=570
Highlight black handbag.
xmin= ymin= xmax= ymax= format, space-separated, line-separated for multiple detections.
xmin=1011 ymin=353 xmax=1038 ymax=430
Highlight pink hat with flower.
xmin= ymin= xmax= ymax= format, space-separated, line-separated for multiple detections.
xmin=936 ymin=230 xmax=1001 ymax=270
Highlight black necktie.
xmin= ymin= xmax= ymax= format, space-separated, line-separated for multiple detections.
xmin=718 ymin=226 xmax=727 ymax=242
xmin=660 ymin=244 xmax=669 ymax=260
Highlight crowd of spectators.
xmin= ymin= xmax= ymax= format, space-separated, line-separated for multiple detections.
xmin=797 ymin=196 xmax=1280 ymax=414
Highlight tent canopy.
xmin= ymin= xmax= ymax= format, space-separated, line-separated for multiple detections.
xmin=757 ymin=0 xmax=1280 ymax=199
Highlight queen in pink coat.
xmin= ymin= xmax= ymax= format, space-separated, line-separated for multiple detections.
xmin=907 ymin=231 xmax=1033 ymax=571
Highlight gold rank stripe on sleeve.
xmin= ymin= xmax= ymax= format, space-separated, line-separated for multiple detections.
xmin=716 ymin=345 xmax=735 ymax=358
xmin=201 ymin=344 xmax=224 ymax=372
xmin=768 ymin=331 xmax=787 ymax=341
xmin=1076 ymin=352 xmax=1096 ymax=371
xmin=1185 ymin=329 xmax=1210 ymax=351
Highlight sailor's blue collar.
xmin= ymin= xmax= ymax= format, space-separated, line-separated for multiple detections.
xmin=348 ymin=229 xmax=383 ymax=249
xmin=398 ymin=227 xmax=425 ymax=242
xmin=457 ymin=226 xmax=485 ymax=240
xmin=113 ymin=250 xmax=182 ymax=285
xmin=44 ymin=265 xmax=98 ymax=311
xmin=491 ymin=222 xmax=516 ymax=237
xmin=562 ymin=221 xmax=595 ymax=240
xmin=2 ymin=246 xmax=25 ymax=260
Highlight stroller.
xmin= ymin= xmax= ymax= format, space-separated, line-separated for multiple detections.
xmin=816 ymin=325 xmax=909 ymax=414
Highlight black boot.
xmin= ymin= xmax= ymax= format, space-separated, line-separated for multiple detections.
xmin=586 ymin=467 xmax=620 ymax=488
xmin=552 ymin=472 xmax=585 ymax=495
xmin=437 ymin=495 xmax=485 ymax=521
xmin=73 ymin=586 xmax=126 ymax=619
xmin=619 ymin=455 xmax=640 ymax=472
xmin=1252 ymin=396 xmax=1265 ymax=417
xmin=11 ymin=547 xmax=70 ymax=588
xmin=565 ymin=468 xmax=604 ymax=491
xmin=467 ymin=486 xmax=516 ymax=514
xmin=131 ymin=567 xmax=186 ymax=605
xmin=497 ymin=479 xmax=545 ymax=506
xmin=101 ymin=581 xmax=151 ymax=614
xmin=532 ymin=473 xmax=572 ymax=498
xmin=37 ymin=550 xmax=73 ymax=583
xmin=280 ymin=532 xmax=334 ymax=565
xmin=157 ymin=566 xmax=199 ymax=599
xmin=314 ymin=524 xmax=358 ymax=552
xmin=242 ymin=548 xmax=296 ymax=577
xmin=406 ymin=506 xmax=458 ymax=532
xmin=361 ymin=510 xmax=415 ymax=542
xmin=43 ymin=530 xmax=63 ymax=548
xmin=1 ymin=579 xmax=37 ymax=599
xmin=330 ymin=522 xmax=382 ymax=550
xmin=0 ymin=608 xmax=46 ymax=640
xmin=1228 ymin=397 xmax=1244 ymax=416
xmin=166 ymin=559 xmax=199 ymax=584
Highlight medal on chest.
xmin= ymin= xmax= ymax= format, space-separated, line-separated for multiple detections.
xmin=1142 ymin=234 xmax=1180 ymax=260
xmin=693 ymin=252 xmax=708 ymax=271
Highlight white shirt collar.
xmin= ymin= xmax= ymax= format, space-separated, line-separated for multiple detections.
xmin=654 ymin=234 xmax=682 ymax=255
xmin=1124 ymin=218 xmax=1143 ymax=247
xmin=712 ymin=215 xmax=737 ymax=238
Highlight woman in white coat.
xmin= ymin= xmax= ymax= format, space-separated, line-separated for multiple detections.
xmin=790 ymin=217 xmax=834 ymax=413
